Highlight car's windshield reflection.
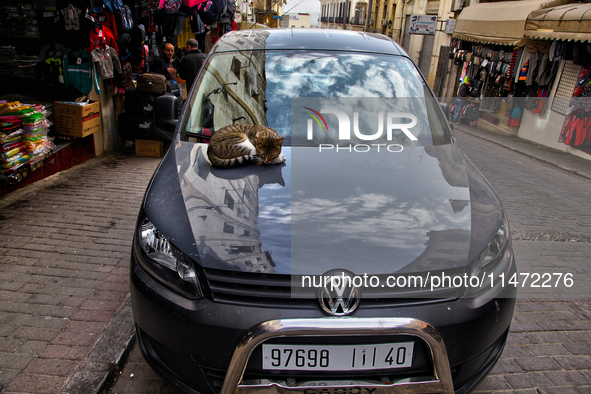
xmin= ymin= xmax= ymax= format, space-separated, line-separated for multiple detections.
xmin=180 ymin=50 xmax=451 ymax=146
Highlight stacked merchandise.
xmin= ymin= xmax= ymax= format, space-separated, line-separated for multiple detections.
xmin=0 ymin=102 xmax=55 ymax=183
xmin=22 ymin=105 xmax=54 ymax=166
xmin=0 ymin=116 xmax=26 ymax=182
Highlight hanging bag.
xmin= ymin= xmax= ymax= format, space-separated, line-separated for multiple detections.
xmin=198 ymin=0 xmax=226 ymax=25
xmin=103 ymin=0 xmax=124 ymax=11
xmin=137 ymin=73 xmax=167 ymax=94
xmin=160 ymin=0 xmax=182 ymax=13
xmin=118 ymin=62 xmax=133 ymax=87
xmin=113 ymin=5 xmax=134 ymax=32
xmin=183 ymin=0 xmax=210 ymax=7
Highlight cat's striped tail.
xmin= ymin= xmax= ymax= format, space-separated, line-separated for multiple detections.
xmin=207 ymin=152 xmax=256 ymax=168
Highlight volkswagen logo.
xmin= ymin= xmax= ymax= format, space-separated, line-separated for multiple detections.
xmin=318 ymin=270 xmax=361 ymax=316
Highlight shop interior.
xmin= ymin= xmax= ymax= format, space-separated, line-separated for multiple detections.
xmin=0 ymin=0 xmax=236 ymax=196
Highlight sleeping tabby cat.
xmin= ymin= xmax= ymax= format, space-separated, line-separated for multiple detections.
xmin=207 ymin=124 xmax=285 ymax=169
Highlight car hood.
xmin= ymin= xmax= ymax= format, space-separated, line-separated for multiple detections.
xmin=144 ymin=140 xmax=503 ymax=276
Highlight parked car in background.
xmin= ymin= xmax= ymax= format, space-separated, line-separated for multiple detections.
xmin=131 ymin=29 xmax=517 ymax=394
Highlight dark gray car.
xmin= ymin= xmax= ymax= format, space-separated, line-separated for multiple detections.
xmin=130 ymin=29 xmax=517 ymax=394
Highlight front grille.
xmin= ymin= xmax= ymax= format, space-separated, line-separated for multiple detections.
xmin=201 ymin=267 xmax=458 ymax=308
xmin=202 ymin=267 xmax=317 ymax=308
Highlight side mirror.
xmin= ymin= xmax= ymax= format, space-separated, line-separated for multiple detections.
xmin=154 ymin=94 xmax=179 ymax=133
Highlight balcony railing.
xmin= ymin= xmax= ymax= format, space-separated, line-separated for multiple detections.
xmin=351 ymin=17 xmax=365 ymax=25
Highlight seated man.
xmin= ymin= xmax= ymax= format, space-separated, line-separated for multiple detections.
xmin=152 ymin=43 xmax=178 ymax=81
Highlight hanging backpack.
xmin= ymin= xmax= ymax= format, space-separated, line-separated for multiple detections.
xmin=225 ymin=0 xmax=235 ymax=16
xmin=219 ymin=0 xmax=234 ymax=25
xmin=103 ymin=0 xmax=123 ymax=11
xmin=93 ymin=0 xmax=105 ymax=13
xmin=198 ymin=0 xmax=226 ymax=25
xmin=117 ymin=32 xmax=132 ymax=61
xmin=116 ymin=62 xmax=134 ymax=87
xmin=130 ymin=24 xmax=146 ymax=58
xmin=189 ymin=12 xmax=206 ymax=34
xmin=113 ymin=5 xmax=133 ymax=32
xmin=183 ymin=0 xmax=211 ymax=8
xmin=160 ymin=0 xmax=182 ymax=13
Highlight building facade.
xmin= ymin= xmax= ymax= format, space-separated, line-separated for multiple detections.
xmin=252 ymin=0 xmax=284 ymax=27
xmin=319 ymin=0 xmax=368 ymax=31
xmin=316 ymin=0 xmax=591 ymax=160
xmin=287 ymin=13 xmax=312 ymax=28
xmin=318 ymin=0 xmax=460 ymax=95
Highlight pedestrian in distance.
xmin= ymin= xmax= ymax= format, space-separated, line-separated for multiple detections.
xmin=179 ymin=38 xmax=206 ymax=92
xmin=452 ymin=77 xmax=472 ymax=123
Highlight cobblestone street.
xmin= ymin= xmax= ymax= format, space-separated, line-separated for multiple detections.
xmin=0 ymin=125 xmax=589 ymax=394
xmin=454 ymin=127 xmax=591 ymax=393
xmin=111 ymin=127 xmax=591 ymax=394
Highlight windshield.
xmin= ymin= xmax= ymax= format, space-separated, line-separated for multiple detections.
xmin=180 ymin=50 xmax=451 ymax=146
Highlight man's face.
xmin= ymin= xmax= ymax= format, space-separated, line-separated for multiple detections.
xmin=164 ymin=45 xmax=174 ymax=60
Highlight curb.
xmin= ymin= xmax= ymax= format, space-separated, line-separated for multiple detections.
xmin=454 ymin=126 xmax=591 ymax=182
xmin=62 ymin=296 xmax=136 ymax=394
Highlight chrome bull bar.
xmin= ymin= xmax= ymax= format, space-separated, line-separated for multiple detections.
xmin=220 ymin=317 xmax=455 ymax=394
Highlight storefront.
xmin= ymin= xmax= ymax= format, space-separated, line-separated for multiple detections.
xmin=519 ymin=2 xmax=591 ymax=159
xmin=450 ymin=0 xmax=570 ymax=135
xmin=0 ymin=0 xmax=237 ymax=196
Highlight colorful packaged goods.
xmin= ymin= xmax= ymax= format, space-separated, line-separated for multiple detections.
xmin=0 ymin=102 xmax=56 ymax=182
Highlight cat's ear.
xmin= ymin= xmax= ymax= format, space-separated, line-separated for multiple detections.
xmin=277 ymin=137 xmax=285 ymax=145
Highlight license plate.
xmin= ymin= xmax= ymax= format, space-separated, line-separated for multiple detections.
xmin=262 ymin=342 xmax=414 ymax=371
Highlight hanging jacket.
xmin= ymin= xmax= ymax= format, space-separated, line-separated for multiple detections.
xmin=64 ymin=50 xmax=93 ymax=94
xmin=43 ymin=57 xmax=65 ymax=86
xmin=91 ymin=45 xmax=122 ymax=79
xmin=94 ymin=11 xmax=119 ymax=40
xmin=90 ymin=25 xmax=119 ymax=53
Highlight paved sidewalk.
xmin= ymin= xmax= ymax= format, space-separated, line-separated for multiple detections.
xmin=0 ymin=151 xmax=160 ymax=394
xmin=453 ymin=123 xmax=591 ymax=180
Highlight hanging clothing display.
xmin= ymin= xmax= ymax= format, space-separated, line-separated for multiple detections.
xmin=90 ymin=25 xmax=119 ymax=53
xmin=55 ymin=0 xmax=96 ymax=49
xmin=94 ymin=11 xmax=120 ymax=40
xmin=63 ymin=51 xmax=94 ymax=94
xmin=91 ymin=45 xmax=122 ymax=80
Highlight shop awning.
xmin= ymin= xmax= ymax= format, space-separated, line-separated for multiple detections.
xmin=453 ymin=0 xmax=571 ymax=46
xmin=525 ymin=3 xmax=591 ymax=42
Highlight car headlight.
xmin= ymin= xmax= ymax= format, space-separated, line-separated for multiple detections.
xmin=136 ymin=217 xmax=203 ymax=298
xmin=464 ymin=213 xmax=512 ymax=298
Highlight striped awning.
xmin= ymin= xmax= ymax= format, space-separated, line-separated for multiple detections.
xmin=453 ymin=0 xmax=572 ymax=46
xmin=525 ymin=2 xmax=591 ymax=42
